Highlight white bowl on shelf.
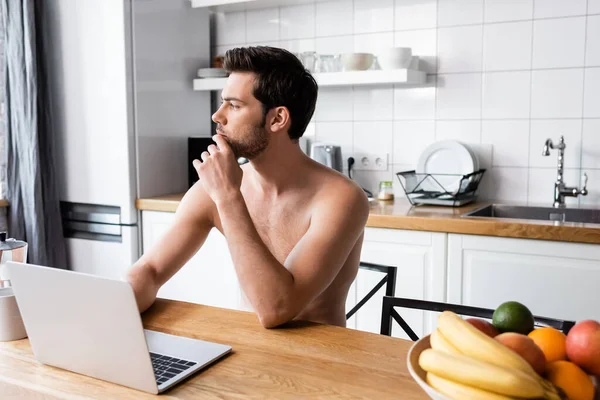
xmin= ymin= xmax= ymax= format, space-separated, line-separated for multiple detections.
xmin=377 ymin=47 xmax=412 ymax=70
xmin=197 ymin=68 xmax=228 ymax=78
xmin=340 ymin=53 xmax=374 ymax=71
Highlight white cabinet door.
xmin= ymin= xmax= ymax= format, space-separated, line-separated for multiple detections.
xmin=447 ymin=234 xmax=600 ymax=322
xmin=141 ymin=211 xmax=241 ymax=310
xmin=355 ymin=228 xmax=447 ymax=339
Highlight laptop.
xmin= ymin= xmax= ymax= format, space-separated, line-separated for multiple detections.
xmin=6 ymin=261 xmax=232 ymax=394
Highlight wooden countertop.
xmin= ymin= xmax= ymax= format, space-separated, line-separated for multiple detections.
xmin=0 ymin=299 xmax=425 ymax=399
xmin=136 ymin=193 xmax=600 ymax=244
xmin=0 ymin=199 xmax=8 ymax=208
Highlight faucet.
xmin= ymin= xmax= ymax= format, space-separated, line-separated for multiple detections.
xmin=542 ymin=135 xmax=588 ymax=208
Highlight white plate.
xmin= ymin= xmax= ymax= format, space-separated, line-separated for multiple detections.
xmin=416 ymin=140 xmax=476 ymax=193
xmin=406 ymin=335 xmax=453 ymax=400
xmin=197 ymin=68 xmax=228 ymax=78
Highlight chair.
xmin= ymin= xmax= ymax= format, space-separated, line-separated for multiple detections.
xmin=380 ymin=296 xmax=576 ymax=340
xmin=345 ymin=262 xmax=397 ymax=320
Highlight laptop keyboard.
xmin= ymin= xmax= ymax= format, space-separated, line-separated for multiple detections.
xmin=150 ymin=352 xmax=197 ymax=385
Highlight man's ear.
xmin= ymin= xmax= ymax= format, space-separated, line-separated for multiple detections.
xmin=267 ymin=106 xmax=291 ymax=134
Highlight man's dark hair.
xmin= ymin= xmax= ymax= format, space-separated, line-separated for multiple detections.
xmin=223 ymin=46 xmax=318 ymax=141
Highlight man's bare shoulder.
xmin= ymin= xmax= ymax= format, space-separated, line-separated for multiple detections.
xmin=175 ymin=180 xmax=217 ymax=225
xmin=310 ymin=164 xmax=370 ymax=221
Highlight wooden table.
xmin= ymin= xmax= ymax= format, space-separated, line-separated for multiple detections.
xmin=0 ymin=299 xmax=426 ymax=399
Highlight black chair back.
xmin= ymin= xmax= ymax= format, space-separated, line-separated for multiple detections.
xmin=345 ymin=262 xmax=397 ymax=320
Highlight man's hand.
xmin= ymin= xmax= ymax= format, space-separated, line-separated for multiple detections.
xmin=193 ymin=135 xmax=243 ymax=204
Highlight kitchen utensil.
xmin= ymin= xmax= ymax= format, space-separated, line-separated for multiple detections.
xmin=197 ymin=68 xmax=228 ymax=78
xmin=315 ymin=54 xmax=340 ymax=73
xmin=310 ymin=142 xmax=343 ymax=173
xmin=407 ymin=335 xmax=452 ymax=400
xmin=417 ymin=140 xmax=477 ymax=194
xmin=0 ymin=232 xmax=28 ymax=342
xmin=0 ymin=287 xmax=27 ymax=341
xmin=339 ymin=53 xmax=374 ymax=71
xmin=377 ymin=47 xmax=412 ymax=70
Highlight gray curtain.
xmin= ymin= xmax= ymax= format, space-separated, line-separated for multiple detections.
xmin=1 ymin=0 xmax=66 ymax=268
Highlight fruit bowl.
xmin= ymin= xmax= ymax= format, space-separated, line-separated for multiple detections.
xmin=407 ymin=335 xmax=452 ymax=400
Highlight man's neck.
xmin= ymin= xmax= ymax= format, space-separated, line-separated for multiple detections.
xmin=247 ymin=141 xmax=309 ymax=196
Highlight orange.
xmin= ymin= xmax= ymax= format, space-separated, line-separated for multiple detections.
xmin=545 ymin=361 xmax=595 ymax=400
xmin=528 ymin=327 xmax=567 ymax=363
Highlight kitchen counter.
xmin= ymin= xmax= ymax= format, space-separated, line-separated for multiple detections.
xmin=0 ymin=299 xmax=425 ymax=399
xmin=0 ymin=199 xmax=8 ymax=208
xmin=136 ymin=193 xmax=600 ymax=244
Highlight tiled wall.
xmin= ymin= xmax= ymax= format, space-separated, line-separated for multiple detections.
xmin=212 ymin=0 xmax=600 ymax=206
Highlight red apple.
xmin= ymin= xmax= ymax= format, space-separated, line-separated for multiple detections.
xmin=566 ymin=320 xmax=600 ymax=376
xmin=466 ymin=318 xmax=500 ymax=338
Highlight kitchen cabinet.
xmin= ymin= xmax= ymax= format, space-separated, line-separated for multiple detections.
xmin=141 ymin=211 xmax=241 ymax=310
xmin=447 ymin=234 xmax=600 ymax=323
xmin=355 ymin=228 xmax=447 ymax=339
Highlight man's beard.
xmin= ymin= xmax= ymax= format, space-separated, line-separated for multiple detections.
xmin=217 ymin=122 xmax=269 ymax=159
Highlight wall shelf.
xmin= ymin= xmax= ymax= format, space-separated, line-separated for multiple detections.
xmin=191 ymin=0 xmax=323 ymax=12
xmin=193 ymin=69 xmax=427 ymax=91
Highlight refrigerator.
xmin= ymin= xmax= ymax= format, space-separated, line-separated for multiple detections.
xmin=43 ymin=0 xmax=210 ymax=279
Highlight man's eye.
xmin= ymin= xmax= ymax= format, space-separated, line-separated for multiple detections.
xmin=230 ymin=104 xmax=239 ymax=110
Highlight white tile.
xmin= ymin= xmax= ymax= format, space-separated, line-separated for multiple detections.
xmin=584 ymin=68 xmax=600 ymax=118
xmin=316 ymin=1 xmax=353 ymax=37
xmin=393 ymin=121 xmax=435 ymax=166
xmin=587 ymin=16 xmax=600 ymax=66
xmin=354 ymin=33 xmax=395 ymax=56
xmin=582 ymin=119 xmax=600 ymax=169
xmin=436 ymin=120 xmax=481 ymax=144
xmin=478 ymin=167 xmax=529 ymax=203
xmin=280 ymin=4 xmax=315 ymax=40
xmin=278 ymin=39 xmax=316 ymax=53
xmin=437 ymin=25 xmax=483 ymax=73
xmin=531 ymin=69 xmax=584 ymax=118
xmin=528 ymin=168 xmax=581 ymax=207
xmin=471 ymin=142 xmax=494 ymax=170
xmin=436 ymin=73 xmax=483 ymax=120
xmin=395 ymin=0 xmax=437 ymax=30
xmin=532 ymin=17 xmax=586 ymax=69
xmin=316 ymin=35 xmax=354 ymax=55
xmin=482 ymin=71 xmax=531 ymax=119
xmin=484 ymin=0 xmax=533 ymax=23
xmin=215 ymin=44 xmax=239 ymax=58
xmin=590 ymin=0 xmax=600 ymax=14
xmin=482 ymin=120 xmax=530 ymax=167
xmin=534 ymin=0 xmax=587 ymax=18
xmin=215 ymin=11 xmax=246 ymax=46
xmin=354 ymin=0 xmax=394 ymax=34
xmin=314 ymin=87 xmax=354 ymax=122
xmin=483 ymin=21 xmax=532 ymax=71
xmin=393 ymin=81 xmax=436 ymax=120
xmin=438 ymin=0 xmax=484 ymax=26
xmin=354 ymin=121 xmax=394 ymax=154
xmin=315 ymin=122 xmax=354 ymax=160
xmin=352 ymin=170 xmax=394 ymax=196
xmin=246 ymin=8 xmax=279 ymax=43
xmin=354 ymin=88 xmax=394 ymax=121
xmin=530 ymin=120 xmax=583 ymax=168
xmin=394 ymin=29 xmax=437 ymax=73
xmin=580 ymin=170 xmax=600 ymax=207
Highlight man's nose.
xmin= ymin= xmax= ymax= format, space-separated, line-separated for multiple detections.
xmin=212 ymin=105 xmax=226 ymax=125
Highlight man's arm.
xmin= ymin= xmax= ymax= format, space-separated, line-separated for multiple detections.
xmin=217 ymin=187 xmax=368 ymax=328
xmin=126 ymin=183 xmax=215 ymax=312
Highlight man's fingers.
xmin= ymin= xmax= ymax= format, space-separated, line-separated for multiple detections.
xmin=200 ymin=151 xmax=210 ymax=162
xmin=213 ymin=134 xmax=231 ymax=153
xmin=207 ymin=144 xmax=218 ymax=155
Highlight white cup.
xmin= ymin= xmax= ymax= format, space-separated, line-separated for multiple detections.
xmin=0 ymin=287 xmax=27 ymax=341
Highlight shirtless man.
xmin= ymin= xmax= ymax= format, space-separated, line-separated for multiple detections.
xmin=127 ymin=46 xmax=369 ymax=328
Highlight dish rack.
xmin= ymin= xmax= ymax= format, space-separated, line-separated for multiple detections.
xmin=396 ymin=169 xmax=486 ymax=207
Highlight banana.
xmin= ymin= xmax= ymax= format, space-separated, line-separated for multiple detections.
xmin=430 ymin=328 xmax=461 ymax=354
xmin=426 ymin=373 xmax=517 ymax=400
xmin=418 ymin=349 xmax=544 ymax=398
xmin=437 ymin=311 xmax=538 ymax=377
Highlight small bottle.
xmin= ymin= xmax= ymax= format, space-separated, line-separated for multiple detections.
xmin=377 ymin=181 xmax=394 ymax=201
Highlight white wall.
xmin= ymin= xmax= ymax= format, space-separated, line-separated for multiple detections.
xmin=212 ymin=0 xmax=600 ymax=206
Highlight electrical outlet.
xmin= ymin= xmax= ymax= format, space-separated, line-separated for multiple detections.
xmin=353 ymin=153 xmax=388 ymax=171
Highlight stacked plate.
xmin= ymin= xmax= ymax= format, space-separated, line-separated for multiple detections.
xmin=414 ymin=140 xmax=480 ymax=205
xmin=197 ymin=68 xmax=228 ymax=78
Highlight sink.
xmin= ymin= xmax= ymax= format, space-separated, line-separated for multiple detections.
xmin=462 ymin=204 xmax=600 ymax=224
